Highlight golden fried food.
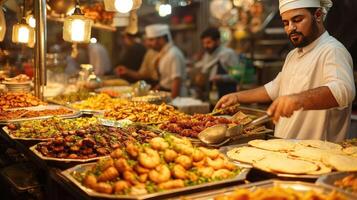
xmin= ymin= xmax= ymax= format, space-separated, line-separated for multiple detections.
xmin=71 ymin=93 xmax=128 ymax=111
xmin=334 ymin=175 xmax=357 ymax=194
xmin=0 ymin=92 xmax=46 ymax=109
xmin=105 ymin=103 xmax=186 ymax=123
xmin=73 ymin=135 xmax=241 ymax=195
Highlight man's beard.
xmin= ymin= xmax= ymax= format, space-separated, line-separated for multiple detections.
xmin=288 ymin=19 xmax=319 ymax=48
xmin=205 ymin=46 xmax=218 ymax=54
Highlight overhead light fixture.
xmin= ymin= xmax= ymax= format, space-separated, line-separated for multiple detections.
xmin=158 ymin=4 xmax=172 ymax=17
xmin=12 ymin=1 xmax=35 ymax=47
xmin=115 ymin=0 xmax=133 ymax=13
xmin=26 ymin=14 xmax=36 ymax=28
xmin=90 ymin=37 xmax=97 ymax=44
xmin=104 ymin=0 xmax=142 ymax=13
xmin=63 ymin=1 xmax=92 ymax=43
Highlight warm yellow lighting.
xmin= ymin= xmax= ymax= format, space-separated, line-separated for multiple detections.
xmin=115 ymin=0 xmax=133 ymax=13
xmin=63 ymin=6 xmax=92 ymax=43
xmin=18 ymin=26 xmax=29 ymax=43
xmin=71 ymin=19 xmax=85 ymax=42
xmin=12 ymin=22 xmax=35 ymax=47
xmin=158 ymin=4 xmax=172 ymax=17
xmin=90 ymin=37 xmax=97 ymax=43
xmin=26 ymin=15 xmax=36 ymax=28
xmin=104 ymin=0 xmax=142 ymax=12
xmin=66 ymin=7 xmax=75 ymax=16
xmin=0 ymin=9 xmax=5 ymax=42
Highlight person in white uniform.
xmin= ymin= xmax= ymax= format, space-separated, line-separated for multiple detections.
xmin=215 ymin=0 xmax=355 ymax=142
xmin=145 ymin=24 xmax=187 ymax=98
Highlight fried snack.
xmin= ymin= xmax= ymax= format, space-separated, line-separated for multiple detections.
xmin=0 ymin=108 xmax=74 ymax=121
xmin=71 ymin=93 xmax=128 ymax=111
xmin=159 ymin=114 xmax=236 ymax=138
xmin=0 ymin=92 xmax=46 ymax=109
xmin=7 ymin=117 xmax=99 ymax=139
xmin=214 ymin=186 xmax=347 ymax=200
xmin=73 ymin=135 xmax=241 ymax=195
xmin=334 ymin=175 xmax=357 ymax=194
xmin=0 ymin=110 xmax=28 ymax=120
xmin=35 ymin=125 xmax=158 ymax=159
xmin=51 ymin=91 xmax=95 ymax=104
xmin=105 ymin=103 xmax=186 ymax=123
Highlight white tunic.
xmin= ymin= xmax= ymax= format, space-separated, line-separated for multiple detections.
xmin=264 ymin=32 xmax=355 ymax=142
xmin=158 ymin=43 xmax=187 ymax=96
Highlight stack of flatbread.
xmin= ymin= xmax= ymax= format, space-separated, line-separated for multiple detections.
xmin=226 ymin=139 xmax=357 ymax=175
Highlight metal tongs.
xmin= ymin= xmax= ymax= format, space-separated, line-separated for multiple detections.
xmin=198 ymin=114 xmax=271 ymax=146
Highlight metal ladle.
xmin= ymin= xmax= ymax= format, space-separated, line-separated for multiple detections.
xmin=198 ymin=114 xmax=271 ymax=146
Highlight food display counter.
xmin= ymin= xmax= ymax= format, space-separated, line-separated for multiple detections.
xmin=0 ymin=89 xmax=356 ymax=200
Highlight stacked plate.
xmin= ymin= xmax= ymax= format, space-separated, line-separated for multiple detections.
xmin=3 ymin=81 xmax=32 ymax=92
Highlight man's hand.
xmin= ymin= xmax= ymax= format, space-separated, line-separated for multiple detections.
xmin=115 ymin=66 xmax=127 ymax=76
xmin=215 ymin=93 xmax=239 ymax=110
xmin=267 ymin=94 xmax=304 ymax=123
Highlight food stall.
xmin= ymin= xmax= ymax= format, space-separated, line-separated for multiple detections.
xmin=0 ymin=0 xmax=357 ymax=200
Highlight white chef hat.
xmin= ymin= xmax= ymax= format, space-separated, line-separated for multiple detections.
xmin=145 ymin=24 xmax=172 ymax=42
xmin=279 ymin=0 xmax=333 ymax=15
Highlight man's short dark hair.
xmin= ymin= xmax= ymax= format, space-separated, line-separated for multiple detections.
xmin=159 ymin=34 xmax=170 ymax=42
xmin=201 ymin=27 xmax=220 ymax=41
xmin=306 ymin=7 xmax=318 ymax=15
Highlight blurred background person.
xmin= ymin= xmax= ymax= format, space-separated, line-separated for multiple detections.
xmin=145 ymin=24 xmax=187 ymax=98
xmin=114 ymin=30 xmax=146 ymax=82
xmin=195 ymin=27 xmax=240 ymax=99
xmin=116 ymin=37 xmax=159 ymax=85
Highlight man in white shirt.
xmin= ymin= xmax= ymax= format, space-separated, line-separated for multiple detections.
xmin=145 ymin=24 xmax=187 ymax=98
xmin=215 ymin=0 xmax=355 ymax=142
xmin=195 ymin=27 xmax=239 ymax=98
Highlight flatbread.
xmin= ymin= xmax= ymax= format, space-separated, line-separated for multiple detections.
xmin=289 ymin=146 xmax=340 ymax=162
xmin=343 ymin=146 xmax=357 ymax=155
xmin=298 ymin=140 xmax=342 ymax=151
xmin=306 ymin=161 xmax=332 ymax=175
xmin=323 ymin=154 xmax=357 ymax=172
xmin=253 ymin=154 xmax=318 ymax=174
xmin=226 ymin=146 xmax=272 ymax=164
xmin=248 ymin=139 xmax=296 ymax=152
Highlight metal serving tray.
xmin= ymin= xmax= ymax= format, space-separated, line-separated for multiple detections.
xmin=61 ymin=163 xmax=250 ymax=200
xmin=29 ymin=145 xmax=107 ymax=164
xmin=316 ymin=172 xmax=357 ymax=198
xmin=1 ymin=126 xmax=48 ymax=146
xmin=175 ymin=180 xmax=356 ymax=200
xmin=0 ymin=105 xmax=81 ymax=124
xmin=219 ymin=142 xmax=328 ymax=179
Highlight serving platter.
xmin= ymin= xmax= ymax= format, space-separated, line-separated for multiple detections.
xmin=61 ymin=163 xmax=250 ymax=200
xmin=316 ymin=171 xmax=357 ymax=198
xmin=0 ymin=105 xmax=81 ymax=124
xmin=174 ymin=180 xmax=356 ymax=200
xmin=29 ymin=145 xmax=107 ymax=164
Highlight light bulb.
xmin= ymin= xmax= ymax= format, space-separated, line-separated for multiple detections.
xmin=28 ymin=16 xmax=36 ymax=28
xmin=71 ymin=19 xmax=85 ymax=42
xmin=90 ymin=37 xmax=97 ymax=43
xmin=18 ymin=26 xmax=30 ymax=43
xmin=115 ymin=0 xmax=134 ymax=13
xmin=67 ymin=7 xmax=75 ymax=16
xmin=159 ymin=4 xmax=172 ymax=17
